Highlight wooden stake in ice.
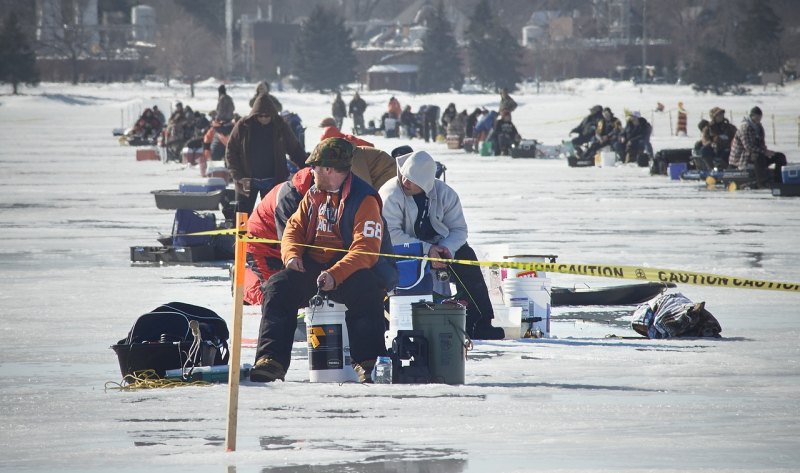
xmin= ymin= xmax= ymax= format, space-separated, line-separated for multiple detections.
xmin=225 ymin=212 xmax=248 ymax=452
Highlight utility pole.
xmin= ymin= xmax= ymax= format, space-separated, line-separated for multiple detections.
xmin=225 ymin=0 xmax=233 ymax=79
xmin=641 ymin=0 xmax=647 ymax=83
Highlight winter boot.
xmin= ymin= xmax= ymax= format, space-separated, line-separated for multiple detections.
xmin=353 ymin=359 xmax=376 ymax=384
xmin=466 ymin=316 xmax=505 ymax=340
xmin=250 ymin=357 xmax=286 ymax=383
xmin=473 ymin=323 xmax=505 ymax=340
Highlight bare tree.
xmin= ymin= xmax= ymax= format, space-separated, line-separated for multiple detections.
xmin=151 ymin=4 xmax=224 ymax=97
xmin=35 ymin=0 xmax=98 ymax=84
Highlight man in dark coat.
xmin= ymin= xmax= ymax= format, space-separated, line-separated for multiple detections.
xmin=465 ymin=108 xmax=482 ymax=138
xmin=421 ymin=105 xmax=440 ymax=143
xmin=492 ymin=111 xmax=520 ymax=156
xmin=570 ymin=105 xmax=603 ymax=156
xmin=348 ymin=92 xmax=367 ymax=134
xmin=225 ymin=95 xmax=307 ymax=215
xmin=619 ymin=112 xmax=652 ymax=163
xmin=332 ymin=92 xmax=347 ymax=130
xmin=215 ymin=84 xmax=235 ymax=123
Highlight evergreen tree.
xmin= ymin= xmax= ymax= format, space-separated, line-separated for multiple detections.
xmin=466 ymin=0 xmax=522 ymax=91
xmin=735 ymin=0 xmax=783 ymax=75
xmin=685 ymin=47 xmax=747 ymax=95
xmin=293 ymin=6 xmax=358 ymax=92
xmin=0 ymin=12 xmax=39 ymax=95
xmin=417 ymin=2 xmax=463 ymax=93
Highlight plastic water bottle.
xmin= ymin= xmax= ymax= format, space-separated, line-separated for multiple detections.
xmin=372 ymin=356 xmax=393 ymax=384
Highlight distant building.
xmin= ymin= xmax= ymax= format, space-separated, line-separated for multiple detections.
xmin=367 ymin=64 xmax=419 ymax=92
xmin=240 ymin=18 xmax=301 ymax=81
xmin=131 ymin=5 xmax=156 ymax=43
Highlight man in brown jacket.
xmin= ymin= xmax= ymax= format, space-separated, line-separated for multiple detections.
xmin=351 ymin=146 xmax=397 ymax=190
xmin=700 ymin=107 xmax=738 ymax=169
xmin=225 ymin=95 xmax=307 ymax=214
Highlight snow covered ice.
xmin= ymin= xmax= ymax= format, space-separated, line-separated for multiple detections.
xmin=1 ymin=79 xmax=799 ymax=472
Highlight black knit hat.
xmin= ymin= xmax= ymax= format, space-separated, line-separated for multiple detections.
xmin=750 ymin=106 xmax=763 ymax=117
xmin=391 ymin=145 xmax=413 ymax=158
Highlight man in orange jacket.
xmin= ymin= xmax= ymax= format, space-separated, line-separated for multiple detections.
xmin=250 ymin=137 xmax=397 ymax=384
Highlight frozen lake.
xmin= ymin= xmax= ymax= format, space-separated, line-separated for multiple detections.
xmin=1 ymin=80 xmax=799 ymax=472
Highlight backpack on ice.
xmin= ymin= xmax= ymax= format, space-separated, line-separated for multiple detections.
xmin=172 ymin=209 xmax=216 ymax=246
xmin=111 ymin=302 xmax=229 ymax=378
xmin=631 ymin=293 xmax=721 ymax=339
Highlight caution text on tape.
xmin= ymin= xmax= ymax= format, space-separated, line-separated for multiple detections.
xmin=186 ymin=229 xmax=800 ymax=293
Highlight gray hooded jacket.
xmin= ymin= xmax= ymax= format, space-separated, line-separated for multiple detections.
xmin=378 ymin=150 xmax=468 ymax=257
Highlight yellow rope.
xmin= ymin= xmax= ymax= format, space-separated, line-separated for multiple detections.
xmin=104 ymin=369 xmax=210 ymax=391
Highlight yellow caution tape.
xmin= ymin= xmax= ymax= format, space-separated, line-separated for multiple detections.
xmin=185 ymin=229 xmax=800 ymax=293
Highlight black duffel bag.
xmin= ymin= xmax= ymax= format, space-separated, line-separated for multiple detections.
xmin=651 ymin=148 xmax=692 ymax=175
xmin=111 ymin=302 xmax=229 ymax=378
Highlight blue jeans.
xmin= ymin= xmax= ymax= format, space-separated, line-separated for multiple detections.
xmin=237 ymin=177 xmax=275 ymax=215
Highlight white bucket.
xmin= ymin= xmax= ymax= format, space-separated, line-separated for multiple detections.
xmin=492 ymin=305 xmax=523 ymax=340
xmin=502 ymin=254 xmax=551 ymax=279
xmin=386 ymin=294 xmax=432 ymax=349
xmin=502 ymin=278 xmax=552 ymax=338
xmin=306 ymin=301 xmax=358 ymax=383
xmin=596 ymin=150 xmax=616 ymax=168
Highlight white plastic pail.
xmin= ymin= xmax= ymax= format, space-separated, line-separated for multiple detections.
xmin=492 ymin=305 xmax=523 ymax=340
xmin=502 ymin=278 xmax=551 ymax=337
xmin=596 ymin=150 xmax=616 ymax=168
xmin=306 ymin=302 xmax=358 ymax=383
xmin=386 ymin=295 xmax=432 ymax=349
xmin=502 ymin=254 xmax=551 ymax=279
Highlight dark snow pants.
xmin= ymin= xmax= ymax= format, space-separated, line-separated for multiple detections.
xmin=754 ymin=152 xmax=787 ymax=187
xmin=255 ymin=256 xmax=387 ymax=370
xmin=236 ymin=178 xmax=274 ymax=215
xmin=446 ymin=244 xmax=495 ymax=330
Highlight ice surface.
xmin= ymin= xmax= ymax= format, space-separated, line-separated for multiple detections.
xmin=1 ymin=80 xmax=799 ymax=472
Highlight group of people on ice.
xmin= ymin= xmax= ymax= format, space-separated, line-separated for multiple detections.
xmin=567 ymin=102 xmax=785 ymax=187
xmin=695 ymin=106 xmax=786 ymax=186
xmin=570 ymin=105 xmax=653 ymax=164
xmin=328 ymin=88 xmax=522 ymax=157
xmin=214 ymin=85 xmax=510 ymax=383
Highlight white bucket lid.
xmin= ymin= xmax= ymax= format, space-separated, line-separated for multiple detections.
xmin=180 ymin=177 xmax=227 ymax=187
xmin=503 ymin=277 xmax=551 ymax=287
xmin=503 ymin=254 xmax=555 ymax=263
xmin=390 ymin=295 xmax=432 ymax=304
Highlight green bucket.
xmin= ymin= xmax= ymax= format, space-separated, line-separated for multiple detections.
xmin=480 ymin=140 xmax=493 ymax=157
xmin=411 ymin=302 xmax=467 ymax=385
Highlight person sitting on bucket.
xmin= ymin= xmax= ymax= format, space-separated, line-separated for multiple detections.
xmin=250 ymin=137 xmax=397 ymax=383
xmin=379 ymin=150 xmax=505 ymax=340
xmin=243 ymin=147 xmax=397 ymax=307
xmin=618 ymin=111 xmax=652 ymax=163
xmin=699 ymin=107 xmax=737 ymax=169
xmin=728 ymin=106 xmax=787 ymax=188
xmin=583 ymin=107 xmax=622 ymax=161
xmin=570 ymin=105 xmax=603 ymax=157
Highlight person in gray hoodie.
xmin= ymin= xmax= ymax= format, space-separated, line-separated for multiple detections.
xmin=379 ymin=150 xmax=504 ymax=340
